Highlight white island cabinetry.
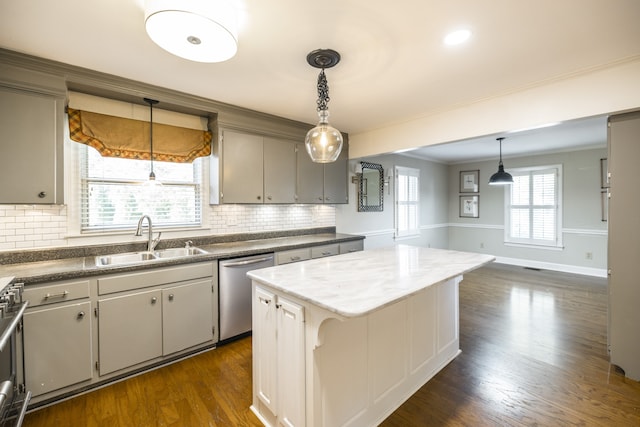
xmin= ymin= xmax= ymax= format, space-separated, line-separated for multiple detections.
xmin=249 ymin=245 xmax=494 ymax=427
xmin=253 ymin=286 xmax=305 ymax=427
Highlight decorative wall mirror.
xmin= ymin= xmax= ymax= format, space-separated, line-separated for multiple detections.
xmin=358 ymin=161 xmax=384 ymax=212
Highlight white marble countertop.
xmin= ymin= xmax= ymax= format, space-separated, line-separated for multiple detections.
xmin=248 ymin=245 xmax=495 ymax=317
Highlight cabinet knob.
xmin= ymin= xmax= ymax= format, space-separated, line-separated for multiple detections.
xmin=267 ymin=195 xmax=272 ymax=200
xmin=168 ymin=294 xmax=174 ymax=301
xmin=38 ymin=191 xmax=46 ymax=198
xmin=325 ymin=197 xmax=330 ymax=201
xmin=318 ymin=197 xmax=323 ymax=201
xmin=257 ymin=195 xmax=261 ymax=200
xmin=77 ymin=311 xmax=85 ymax=319
xmin=151 ymin=297 xmax=158 ymax=304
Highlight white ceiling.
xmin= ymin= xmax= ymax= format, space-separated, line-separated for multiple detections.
xmin=1 ymin=0 xmax=638 ymax=161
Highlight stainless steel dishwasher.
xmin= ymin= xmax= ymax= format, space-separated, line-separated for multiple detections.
xmin=219 ymin=253 xmax=274 ymax=342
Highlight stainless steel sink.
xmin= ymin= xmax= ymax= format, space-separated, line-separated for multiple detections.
xmin=154 ymin=247 xmax=207 ymax=258
xmin=95 ymin=247 xmax=207 ymax=267
xmin=95 ymin=251 xmax=157 ymax=266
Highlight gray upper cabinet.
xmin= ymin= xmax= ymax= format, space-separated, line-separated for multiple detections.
xmin=219 ymin=130 xmax=264 ymax=203
xmin=211 ymin=130 xmax=348 ymax=205
xmin=0 ymin=85 xmax=64 ymax=204
xmin=296 ymin=142 xmax=325 ymax=203
xmin=323 ymin=141 xmax=349 ymax=204
xmin=264 ymin=137 xmax=296 ymax=203
xmin=296 ymin=142 xmax=349 ymax=204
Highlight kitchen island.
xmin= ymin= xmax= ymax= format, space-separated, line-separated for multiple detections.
xmin=248 ymin=245 xmax=494 ymax=427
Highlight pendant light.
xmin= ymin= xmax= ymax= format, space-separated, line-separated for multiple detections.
xmin=144 ymin=0 xmax=238 ymax=63
xmin=143 ymin=97 xmax=162 ymax=186
xmin=488 ymin=137 xmax=513 ymax=185
xmin=304 ymin=49 xmax=343 ymax=163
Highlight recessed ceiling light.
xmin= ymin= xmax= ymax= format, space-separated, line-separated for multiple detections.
xmin=444 ymin=29 xmax=471 ymax=46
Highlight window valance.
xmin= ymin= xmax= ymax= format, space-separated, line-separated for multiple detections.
xmin=67 ymin=92 xmax=213 ymax=163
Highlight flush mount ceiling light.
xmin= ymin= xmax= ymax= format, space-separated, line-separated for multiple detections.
xmin=144 ymin=0 xmax=238 ymax=63
xmin=488 ymin=137 xmax=513 ymax=185
xmin=444 ymin=29 xmax=471 ymax=46
xmin=304 ymin=49 xmax=344 ymax=163
xmin=144 ymin=97 xmax=162 ymax=186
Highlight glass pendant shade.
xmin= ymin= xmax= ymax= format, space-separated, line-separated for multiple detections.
xmin=305 ymin=110 xmax=343 ymax=163
xmin=144 ymin=0 xmax=238 ymax=63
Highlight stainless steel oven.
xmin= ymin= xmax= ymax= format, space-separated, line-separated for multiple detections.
xmin=0 ymin=277 xmax=30 ymax=427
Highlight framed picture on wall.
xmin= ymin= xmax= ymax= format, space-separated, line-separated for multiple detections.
xmin=459 ymin=195 xmax=479 ymax=218
xmin=460 ymin=170 xmax=479 ymax=193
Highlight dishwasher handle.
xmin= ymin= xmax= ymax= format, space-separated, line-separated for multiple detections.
xmin=222 ymin=256 xmax=274 ymax=268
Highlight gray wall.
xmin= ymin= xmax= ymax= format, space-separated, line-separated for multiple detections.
xmin=336 ymin=147 xmax=608 ymax=277
xmin=335 ymin=154 xmax=449 ymax=250
xmin=448 ymin=147 xmax=607 ymax=276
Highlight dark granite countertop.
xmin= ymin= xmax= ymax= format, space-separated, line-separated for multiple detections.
xmin=0 ymin=228 xmax=364 ymax=285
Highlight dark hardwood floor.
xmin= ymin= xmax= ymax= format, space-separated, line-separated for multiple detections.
xmin=23 ymin=263 xmax=640 ymax=426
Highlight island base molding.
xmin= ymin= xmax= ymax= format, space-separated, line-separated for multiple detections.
xmin=251 ymin=275 xmax=462 ymax=427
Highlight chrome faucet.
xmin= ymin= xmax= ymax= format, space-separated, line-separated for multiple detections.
xmin=135 ymin=215 xmax=162 ymax=252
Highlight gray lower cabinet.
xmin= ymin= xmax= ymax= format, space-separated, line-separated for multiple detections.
xmin=97 ymin=274 xmax=215 ymax=376
xmin=98 ymin=288 xmax=163 ymax=376
xmin=0 ymin=84 xmax=65 ymax=204
xmin=23 ymin=301 xmax=93 ymax=397
xmin=162 ymin=279 xmax=214 ymax=355
xmin=275 ymin=241 xmax=362 ymax=265
xmin=21 ymin=262 xmax=217 ymax=405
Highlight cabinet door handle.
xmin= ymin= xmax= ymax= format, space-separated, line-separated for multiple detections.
xmin=168 ymin=294 xmax=174 ymax=301
xmin=151 ymin=297 xmax=158 ymax=304
xmin=44 ymin=290 xmax=69 ymax=300
xmin=258 ymin=296 xmax=270 ymax=305
xmin=77 ymin=311 xmax=85 ymax=319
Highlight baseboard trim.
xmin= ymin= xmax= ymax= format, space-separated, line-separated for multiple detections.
xmin=495 ymin=256 xmax=607 ymax=278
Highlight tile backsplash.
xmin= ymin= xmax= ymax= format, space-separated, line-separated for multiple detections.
xmin=0 ymin=204 xmax=336 ymax=251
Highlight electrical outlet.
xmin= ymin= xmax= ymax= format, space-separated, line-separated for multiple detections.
xmin=586 ymin=252 xmax=593 ymax=260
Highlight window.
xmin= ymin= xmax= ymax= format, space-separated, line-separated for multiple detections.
xmin=505 ymin=165 xmax=562 ymax=248
xmin=395 ymin=166 xmax=420 ymax=238
xmin=80 ymin=145 xmax=202 ymax=232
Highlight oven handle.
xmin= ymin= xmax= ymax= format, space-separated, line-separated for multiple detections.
xmin=0 ymin=301 xmax=28 ymax=352
xmin=13 ymin=390 xmax=31 ymax=427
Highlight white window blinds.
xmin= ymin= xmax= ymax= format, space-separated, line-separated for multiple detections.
xmin=395 ymin=166 xmax=420 ymax=238
xmin=506 ymin=166 xmax=562 ymax=247
xmin=80 ymin=144 xmax=202 ymax=232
